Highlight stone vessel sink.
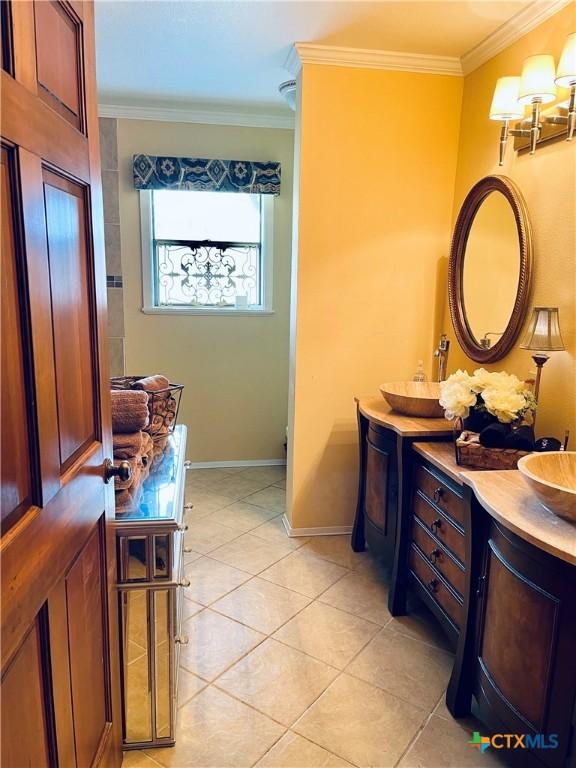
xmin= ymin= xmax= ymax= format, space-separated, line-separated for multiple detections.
xmin=379 ymin=382 xmax=444 ymax=419
xmin=518 ymin=452 xmax=576 ymax=521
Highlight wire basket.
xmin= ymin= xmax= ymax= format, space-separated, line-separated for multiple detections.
xmin=111 ymin=376 xmax=184 ymax=442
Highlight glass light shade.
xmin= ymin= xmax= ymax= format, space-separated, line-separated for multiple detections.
xmin=518 ymin=54 xmax=557 ymax=104
xmin=520 ymin=307 xmax=565 ymax=351
xmin=489 ymin=76 xmax=524 ymax=120
xmin=555 ymin=33 xmax=576 ymax=87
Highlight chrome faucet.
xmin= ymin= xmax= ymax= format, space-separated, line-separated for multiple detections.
xmin=434 ymin=334 xmax=450 ymax=382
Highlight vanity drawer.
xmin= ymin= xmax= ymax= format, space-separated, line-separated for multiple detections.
xmin=411 ymin=517 xmax=465 ymax=597
xmin=413 ymin=492 xmax=465 ymax=564
xmin=414 ymin=463 xmax=464 ymax=527
xmin=409 ymin=545 xmax=463 ymax=629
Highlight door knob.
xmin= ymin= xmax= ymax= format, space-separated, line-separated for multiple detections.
xmin=103 ymin=458 xmax=131 ymax=484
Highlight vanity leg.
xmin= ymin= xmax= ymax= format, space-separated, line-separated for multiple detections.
xmin=351 ymin=407 xmax=368 ymax=552
xmin=388 ymin=438 xmax=411 ymax=615
xmin=446 ymin=489 xmax=484 ymax=717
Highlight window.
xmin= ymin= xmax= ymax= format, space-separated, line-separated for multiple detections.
xmin=140 ymin=189 xmax=273 ymax=314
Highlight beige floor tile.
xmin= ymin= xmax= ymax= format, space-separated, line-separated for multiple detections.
xmin=251 ymin=516 xmax=308 ymax=549
xmin=186 ymin=468 xmax=233 ymax=487
xmin=398 ymin=713 xmax=507 ymax=767
xmin=209 ymin=533 xmax=295 ymax=575
xmin=184 ymin=518 xmax=241 ymax=554
xmin=145 ymin=685 xmax=284 ymax=768
xmin=183 ymin=557 xmax=251 ymax=605
xmin=243 ymin=486 xmax=287 ymax=513
xmin=122 ymin=750 xmax=163 ymax=767
xmin=208 ymin=501 xmax=280 ymax=532
xmin=260 ymin=549 xmax=348 ymax=598
xmin=180 ymin=596 xmax=203 ymax=621
xmin=212 ymin=577 xmax=311 ymax=634
xmin=177 ymin=667 xmax=207 ymax=707
xmin=255 ymin=731 xmax=353 ymax=767
xmin=208 ymin=475 xmax=270 ymax=500
xmin=127 ymin=639 xmax=147 ymax=664
xmin=182 ymin=549 xmax=203 ymax=565
xmin=179 ymin=609 xmax=264 ymax=681
xmin=293 ymin=674 xmax=427 ymax=767
xmin=302 ymin=536 xmax=378 ymax=571
xmin=388 ymin=601 xmax=453 ymax=652
xmin=239 ymin=465 xmax=286 ymax=484
xmin=184 ymin=489 xmax=237 ymax=518
xmin=273 ymin=601 xmax=380 ymax=669
xmin=346 ymin=626 xmax=454 ymax=711
xmin=318 ymin=570 xmax=391 ymax=624
xmin=273 ymin=478 xmax=286 ymax=490
xmin=217 ymin=638 xmax=338 ymax=726
xmin=434 ymin=691 xmax=452 ymax=720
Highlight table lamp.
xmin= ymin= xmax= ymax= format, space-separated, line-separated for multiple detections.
xmin=520 ymin=307 xmax=565 ymax=401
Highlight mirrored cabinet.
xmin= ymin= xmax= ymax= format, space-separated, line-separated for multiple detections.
xmin=114 ymin=425 xmax=188 ymax=749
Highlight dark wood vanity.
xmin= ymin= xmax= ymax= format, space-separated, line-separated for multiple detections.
xmin=353 ymin=398 xmax=576 ymax=767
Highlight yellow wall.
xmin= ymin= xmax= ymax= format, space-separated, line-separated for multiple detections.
xmin=116 ymin=119 xmax=294 ymax=462
xmin=288 ymin=65 xmax=463 ymax=529
xmin=443 ymin=4 xmax=576 ymax=443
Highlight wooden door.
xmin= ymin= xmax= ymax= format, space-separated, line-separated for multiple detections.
xmin=1 ymin=2 xmax=121 ymax=766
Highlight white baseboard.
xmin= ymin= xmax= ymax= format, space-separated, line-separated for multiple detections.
xmin=281 ymin=514 xmax=352 ymax=538
xmin=185 ymin=459 xmax=286 ymax=469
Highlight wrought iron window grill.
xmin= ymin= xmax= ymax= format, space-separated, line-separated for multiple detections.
xmin=154 ymin=239 xmax=261 ymax=308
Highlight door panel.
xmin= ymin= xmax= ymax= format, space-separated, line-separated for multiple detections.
xmin=0 ymin=613 xmax=54 ymax=768
xmin=66 ymin=524 xmax=109 ymax=766
xmin=44 ymin=169 xmax=97 ymax=468
xmin=480 ymin=542 xmax=557 ymax=730
xmin=1 ymin=2 xmax=121 ymax=766
xmin=34 ymin=0 xmax=83 ymax=129
xmin=1 ymin=146 xmax=34 ymax=532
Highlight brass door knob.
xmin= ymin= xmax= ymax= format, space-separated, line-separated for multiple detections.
xmin=103 ymin=458 xmax=131 ymax=484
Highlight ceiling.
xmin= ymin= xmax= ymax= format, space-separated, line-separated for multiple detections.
xmin=94 ymin=0 xmax=545 ymax=116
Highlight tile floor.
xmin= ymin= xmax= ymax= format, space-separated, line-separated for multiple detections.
xmin=123 ymin=465 xmax=505 ymax=768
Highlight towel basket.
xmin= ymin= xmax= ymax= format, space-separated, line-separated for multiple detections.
xmin=111 ymin=376 xmax=184 ymax=442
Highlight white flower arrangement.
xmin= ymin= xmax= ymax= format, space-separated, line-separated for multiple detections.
xmin=439 ymin=368 xmax=537 ymax=425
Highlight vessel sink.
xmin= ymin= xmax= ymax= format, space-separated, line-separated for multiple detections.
xmin=379 ymin=382 xmax=444 ymax=419
xmin=518 ymin=452 xmax=576 ymax=521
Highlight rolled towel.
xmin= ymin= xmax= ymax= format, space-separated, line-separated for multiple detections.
xmin=505 ymin=425 xmax=535 ymax=451
xmin=479 ymin=423 xmax=510 ymax=448
xmin=115 ymin=481 xmax=144 ymax=513
xmin=113 ymin=431 xmax=146 ymax=459
xmin=111 ymin=389 xmax=149 ymax=433
xmin=133 ymin=374 xmax=170 ymax=392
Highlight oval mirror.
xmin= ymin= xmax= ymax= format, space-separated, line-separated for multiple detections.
xmin=448 ymin=175 xmax=532 ymax=363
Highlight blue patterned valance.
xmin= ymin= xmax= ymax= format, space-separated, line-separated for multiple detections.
xmin=133 ymin=154 xmax=281 ymax=195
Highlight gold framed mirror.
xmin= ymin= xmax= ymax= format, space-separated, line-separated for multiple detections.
xmin=448 ymin=175 xmax=533 ymax=363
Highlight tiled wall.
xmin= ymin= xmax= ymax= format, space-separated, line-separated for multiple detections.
xmin=99 ymin=117 xmax=125 ymax=376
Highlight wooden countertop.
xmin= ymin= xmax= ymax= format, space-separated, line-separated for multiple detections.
xmin=462 ymin=470 xmax=576 ymax=566
xmin=412 ymin=441 xmax=470 ymax=485
xmin=356 ymin=396 xmax=452 ymax=438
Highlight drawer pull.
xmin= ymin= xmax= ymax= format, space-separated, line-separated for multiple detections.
xmin=184 ymin=461 xmax=192 ymax=469
xmin=175 ymin=635 xmax=189 ymax=645
xmin=429 ymin=548 xmax=441 ymax=564
xmin=179 ymin=578 xmax=191 ymax=588
xmin=431 ymin=518 xmax=442 ymax=532
xmin=177 ymin=523 xmax=189 ymax=532
xmin=433 ymin=487 xmax=444 ymax=503
xmin=183 ymin=545 xmax=193 ymax=554
xmin=428 ymin=578 xmax=439 ymax=593
xmin=184 ymin=503 xmax=194 ymax=510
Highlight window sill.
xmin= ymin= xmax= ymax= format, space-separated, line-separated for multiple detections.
xmin=141 ymin=306 xmax=275 ymax=316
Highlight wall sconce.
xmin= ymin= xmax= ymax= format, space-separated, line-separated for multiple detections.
xmin=489 ymin=33 xmax=576 ymax=165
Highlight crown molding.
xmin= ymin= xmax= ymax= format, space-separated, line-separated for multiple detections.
xmin=97 ymin=103 xmax=295 ymax=129
xmin=286 ymin=42 xmax=463 ymax=76
xmin=461 ymin=0 xmax=573 ymax=75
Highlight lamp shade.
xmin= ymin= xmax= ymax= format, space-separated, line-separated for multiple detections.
xmin=520 ymin=307 xmax=565 ymax=351
xmin=489 ymin=76 xmax=524 ymax=120
xmin=518 ymin=54 xmax=557 ymax=104
xmin=555 ymin=32 xmax=576 ymax=87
